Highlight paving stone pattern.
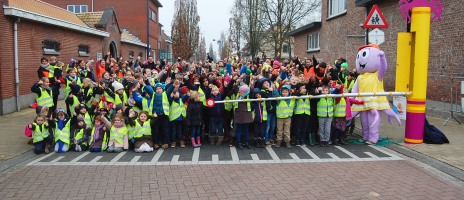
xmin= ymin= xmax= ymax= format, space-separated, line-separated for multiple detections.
xmin=27 ymin=143 xmax=401 ymax=166
xmin=1 ymin=160 xmax=464 ymax=199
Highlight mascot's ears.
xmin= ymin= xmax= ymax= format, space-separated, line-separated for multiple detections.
xmin=377 ymin=50 xmax=387 ymax=81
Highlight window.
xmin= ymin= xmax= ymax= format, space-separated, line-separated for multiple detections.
xmin=139 ymin=52 xmax=143 ymax=58
xmin=151 ymin=10 xmax=157 ymax=22
xmin=307 ymin=32 xmax=320 ymax=51
xmin=129 ymin=51 xmax=134 ymax=59
xmin=78 ymin=45 xmax=90 ymax=57
xmin=328 ymin=0 xmax=346 ymax=17
xmin=282 ymin=45 xmax=289 ymax=53
xmin=42 ymin=40 xmax=61 ymax=55
xmin=166 ymin=44 xmax=170 ymax=52
xmin=67 ymin=5 xmax=88 ymax=13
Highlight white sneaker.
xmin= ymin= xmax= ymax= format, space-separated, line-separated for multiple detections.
xmin=365 ymin=141 xmax=374 ymax=145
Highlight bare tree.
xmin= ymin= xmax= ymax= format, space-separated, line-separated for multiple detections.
xmin=237 ymin=0 xmax=265 ymax=59
xmin=229 ymin=0 xmax=243 ymax=58
xmin=171 ymin=0 xmax=201 ymax=59
xmin=199 ymin=36 xmax=206 ymax=63
xmin=260 ymin=0 xmax=320 ymax=57
xmin=218 ymin=31 xmax=229 ymax=60
xmin=208 ymin=43 xmax=215 ymax=61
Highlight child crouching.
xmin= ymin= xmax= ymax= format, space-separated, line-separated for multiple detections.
xmin=28 ymin=114 xmax=53 ymax=154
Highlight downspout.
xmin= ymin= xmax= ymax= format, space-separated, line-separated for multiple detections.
xmin=14 ymin=17 xmax=20 ymax=112
xmin=146 ymin=0 xmax=150 ymax=58
xmin=92 ymin=0 xmax=94 ymax=12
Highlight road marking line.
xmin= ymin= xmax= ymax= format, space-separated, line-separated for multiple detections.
xmin=364 ymin=152 xmax=380 ymax=159
xmin=266 ymin=147 xmax=282 ymax=163
xmin=50 ymin=156 xmax=65 ymax=165
xmin=128 ymin=156 xmax=141 ymax=165
xmin=69 ymin=152 xmax=90 ymax=164
xmin=27 ymin=152 xmax=55 ymax=166
xmin=229 ymin=147 xmax=240 ymax=164
xmin=289 ymin=153 xmax=302 ymax=163
xmin=170 ymin=155 xmax=180 ymax=165
xmin=300 ymin=146 xmax=322 ymax=161
xmin=212 ymin=154 xmax=219 ymax=164
xmin=192 ymin=148 xmax=200 ymax=164
xmin=150 ymin=149 xmax=163 ymax=163
xmin=327 ymin=153 xmax=340 ymax=160
xmin=368 ymin=145 xmax=402 ymax=159
xmin=108 ymin=152 xmax=126 ymax=165
xmin=335 ymin=146 xmax=360 ymax=159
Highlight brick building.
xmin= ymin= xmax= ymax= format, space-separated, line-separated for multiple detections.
xmin=159 ymin=30 xmax=173 ymax=62
xmin=0 ymin=0 xmax=148 ymax=115
xmin=288 ymin=0 xmax=464 ymax=117
xmin=41 ymin=0 xmax=163 ymax=61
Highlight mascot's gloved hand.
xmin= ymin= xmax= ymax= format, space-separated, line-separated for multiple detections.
xmin=359 ymin=101 xmax=365 ymax=104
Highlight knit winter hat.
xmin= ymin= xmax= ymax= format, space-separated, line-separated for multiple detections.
xmin=239 ymin=85 xmax=249 ymax=94
xmin=154 ymin=83 xmax=164 ymax=91
xmin=76 ymin=116 xmax=85 ymax=123
xmin=77 ymin=104 xmax=86 ymax=112
xmin=124 ymin=106 xmax=132 ymax=116
xmin=112 ymin=81 xmax=124 ymax=92
xmin=115 ymin=104 xmax=124 ymax=113
xmin=131 ymin=79 xmax=139 ymax=89
xmin=253 ymin=88 xmax=262 ymax=96
xmin=179 ymin=86 xmax=189 ymax=94
xmin=35 ymin=106 xmax=44 ymax=114
xmin=273 ymin=60 xmax=281 ymax=67
xmin=70 ymin=84 xmax=81 ymax=94
xmin=341 ymin=63 xmax=348 ymax=70
xmin=56 ymin=108 xmax=68 ymax=118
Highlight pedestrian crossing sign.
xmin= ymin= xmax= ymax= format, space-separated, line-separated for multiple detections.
xmin=363 ymin=4 xmax=389 ymax=28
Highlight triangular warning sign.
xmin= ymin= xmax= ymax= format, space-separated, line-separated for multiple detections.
xmin=363 ymin=4 xmax=389 ymax=28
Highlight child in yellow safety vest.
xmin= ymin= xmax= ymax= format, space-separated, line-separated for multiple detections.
xmin=316 ymin=85 xmax=335 ymax=147
xmin=169 ymin=86 xmax=189 ymax=148
xmin=127 ymin=111 xmax=158 ymax=152
xmin=69 ymin=116 xmax=91 ymax=152
xmin=49 ymin=108 xmax=74 ymax=153
xmin=27 ymin=114 xmax=53 ymax=154
xmin=88 ymin=115 xmax=110 ymax=152
xmin=65 ymin=84 xmax=84 ymax=117
xmin=104 ymin=81 xmax=128 ymax=107
xmin=275 ymin=85 xmax=295 ymax=148
xmin=250 ymin=88 xmax=269 ymax=148
xmin=101 ymin=113 xmax=128 ymax=153
xmin=332 ymin=85 xmax=364 ymax=145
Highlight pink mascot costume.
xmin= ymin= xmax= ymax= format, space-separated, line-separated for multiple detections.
xmin=350 ymin=44 xmax=401 ymax=144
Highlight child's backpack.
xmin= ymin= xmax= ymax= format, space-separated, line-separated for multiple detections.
xmin=25 ymin=123 xmax=33 ymax=137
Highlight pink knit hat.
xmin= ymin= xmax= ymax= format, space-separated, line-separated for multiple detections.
xmin=273 ymin=60 xmax=280 ymax=67
xmin=239 ymin=85 xmax=249 ymax=94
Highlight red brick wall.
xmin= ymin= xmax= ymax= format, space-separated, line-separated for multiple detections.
xmin=42 ymin=0 xmax=161 ymax=59
xmin=0 ymin=17 xmax=104 ymax=99
xmin=293 ymin=0 xmax=464 ymax=102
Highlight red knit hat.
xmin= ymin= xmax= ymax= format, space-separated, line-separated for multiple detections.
xmin=179 ymin=86 xmax=189 ymax=94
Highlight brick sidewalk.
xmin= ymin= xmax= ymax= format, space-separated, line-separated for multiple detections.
xmin=355 ymin=114 xmax=464 ymax=171
xmin=0 ymin=160 xmax=463 ymax=199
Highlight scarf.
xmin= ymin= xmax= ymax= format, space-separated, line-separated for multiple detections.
xmin=93 ymin=124 xmax=104 ymax=142
xmin=40 ymin=63 xmax=50 ymax=71
xmin=57 ymin=119 xmax=65 ymax=130
xmin=41 ymin=85 xmax=51 ymax=91
xmin=113 ymin=122 xmax=125 ymax=128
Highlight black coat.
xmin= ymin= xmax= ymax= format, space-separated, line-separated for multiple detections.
xmin=186 ymin=101 xmax=203 ymax=126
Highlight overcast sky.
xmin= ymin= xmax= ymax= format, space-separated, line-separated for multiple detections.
xmin=159 ymin=0 xmax=235 ymax=59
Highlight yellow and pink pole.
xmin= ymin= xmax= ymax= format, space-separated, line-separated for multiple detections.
xmin=404 ymin=7 xmax=431 ymax=144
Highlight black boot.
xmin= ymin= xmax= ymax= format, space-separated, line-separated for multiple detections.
xmin=260 ymin=138 xmax=266 ymax=148
xmin=332 ymin=137 xmax=339 ymax=145
xmin=229 ymin=137 xmax=236 ymax=147
xmin=245 ymin=142 xmax=252 ymax=149
xmin=237 ymin=142 xmax=243 ymax=149
xmin=255 ymin=138 xmax=261 ymax=148
xmin=339 ymin=136 xmax=348 ymax=145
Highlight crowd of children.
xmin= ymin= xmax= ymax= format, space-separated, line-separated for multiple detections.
xmin=28 ymin=52 xmax=366 ymax=154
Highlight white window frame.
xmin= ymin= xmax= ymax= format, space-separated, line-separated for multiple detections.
xmin=67 ymin=5 xmax=88 ymax=13
xmin=328 ymin=0 xmax=346 ymax=18
xmin=151 ymin=10 xmax=157 ymax=22
xmin=306 ymin=32 xmax=320 ymax=52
